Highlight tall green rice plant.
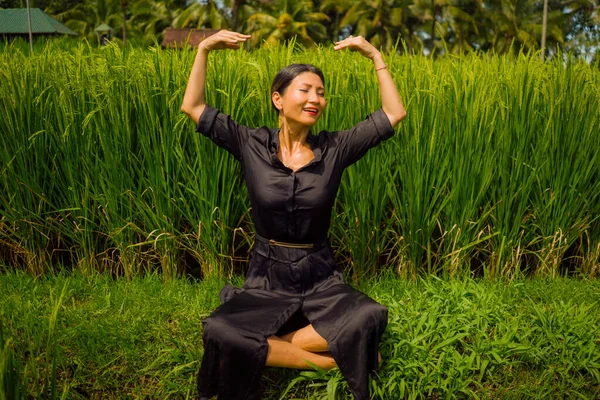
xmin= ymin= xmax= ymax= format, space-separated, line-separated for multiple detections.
xmin=436 ymin=54 xmax=499 ymax=278
xmin=528 ymin=55 xmax=600 ymax=277
xmin=385 ymin=55 xmax=452 ymax=278
xmin=322 ymin=47 xmax=396 ymax=281
xmin=1 ymin=40 xmax=599 ymax=278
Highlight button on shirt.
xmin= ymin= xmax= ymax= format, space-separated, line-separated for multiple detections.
xmin=196 ymin=106 xmax=394 ymax=244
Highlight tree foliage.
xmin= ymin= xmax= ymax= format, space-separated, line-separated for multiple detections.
xmin=18 ymin=0 xmax=599 ymax=58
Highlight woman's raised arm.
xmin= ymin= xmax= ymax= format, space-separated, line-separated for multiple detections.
xmin=181 ymin=30 xmax=251 ymax=125
xmin=334 ymin=36 xmax=407 ymax=128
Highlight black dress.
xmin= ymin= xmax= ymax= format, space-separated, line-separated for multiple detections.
xmin=195 ymin=105 xmax=394 ymax=400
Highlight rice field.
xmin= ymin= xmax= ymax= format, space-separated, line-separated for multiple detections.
xmin=0 ymin=40 xmax=599 ymax=281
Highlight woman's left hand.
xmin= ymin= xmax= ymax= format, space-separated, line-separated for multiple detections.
xmin=333 ymin=35 xmax=381 ymax=60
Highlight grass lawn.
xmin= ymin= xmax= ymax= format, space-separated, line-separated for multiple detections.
xmin=1 ymin=270 xmax=599 ymax=399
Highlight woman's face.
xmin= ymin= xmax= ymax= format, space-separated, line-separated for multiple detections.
xmin=272 ymin=72 xmax=326 ymax=127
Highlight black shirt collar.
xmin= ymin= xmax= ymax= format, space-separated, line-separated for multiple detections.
xmin=269 ymin=128 xmax=322 ymax=168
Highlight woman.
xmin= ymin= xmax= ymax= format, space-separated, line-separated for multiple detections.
xmin=181 ymin=30 xmax=406 ymax=400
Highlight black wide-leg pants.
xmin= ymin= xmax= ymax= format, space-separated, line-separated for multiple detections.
xmin=197 ymin=235 xmax=388 ymax=400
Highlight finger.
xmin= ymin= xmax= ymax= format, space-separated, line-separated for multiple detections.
xmin=227 ymin=38 xmax=248 ymax=46
xmin=333 ymin=41 xmax=355 ymax=51
xmin=226 ymin=35 xmax=250 ymax=42
xmin=334 ymin=37 xmax=353 ymax=44
xmin=225 ymin=30 xmax=250 ymax=37
xmin=224 ymin=32 xmax=250 ymax=43
xmin=334 ymin=38 xmax=358 ymax=48
xmin=221 ymin=29 xmax=250 ymax=38
xmin=217 ymin=31 xmax=237 ymax=39
xmin=218 ymin=35 xmax=242 ymax=45
xmin=221 ymin=31 xmax=239 ymax=39
xmin=225 ymin=31 xmax=251 ymax=39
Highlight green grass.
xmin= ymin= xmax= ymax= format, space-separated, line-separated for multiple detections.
xmin=1 ymin=40 xmax=599 ymax=281
xmin=1 ymin=271 xmax=599 ymax=399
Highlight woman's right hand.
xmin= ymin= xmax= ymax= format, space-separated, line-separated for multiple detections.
xmin=199 ymin=30 xmax=251 ymax=52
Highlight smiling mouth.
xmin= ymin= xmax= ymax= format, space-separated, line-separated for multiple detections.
xmin=304 ymin=108 xmax=318 ymax=115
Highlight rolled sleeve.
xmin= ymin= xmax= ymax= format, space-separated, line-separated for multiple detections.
xmin=196 ymin=104 xmax=220 ymax=136
xmin=336 ymin=108 xmax=395 ymax=168
xmin=195 ymin=105 xmax=250 ymax=161
xmin=370 ymin=108 xmax=395 ymax=141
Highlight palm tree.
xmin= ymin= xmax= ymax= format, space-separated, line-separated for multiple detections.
xmin=129 ymin=0 xmax=184 ymax=42
xmin=393 ymin=0 xmax=429 ymax=54
xmin=492 ymin=0 xmax=540 ymax=53
xmin=435 ymin=0 xmax=486 ymax=54
xmin=318 ymin=0 xmax=353 ymax=41
xmin=540 ymin=0 xmax=598 ymax=58
xmin=173 ymin=0 xmax=227 ymax=29
xmin=229 ymin=0 xmax=246 ymax=32
xmin=222 ymin=0 xmax=267 ymax=34
xmin=482 ymin=0 xmax=567 ymax=55
xmin=121 ymin=0 xmax=128 ymax=45
xmin=245 ymin=0 xmax=330 ymax=47
xmin=541 ymin=0 xmax=549 ymax=60
xmin=57 ymin=0 xmax=125 ymax=42
xmin=332 ymin=0 xmax=405 ymax=52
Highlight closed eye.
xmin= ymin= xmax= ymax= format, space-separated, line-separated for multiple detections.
xmin=300 ymin=89 xmax=325 ymax=97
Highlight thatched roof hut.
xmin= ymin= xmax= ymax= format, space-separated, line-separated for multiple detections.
xmin=0 ymin=8 xmax=77 ymax=39
xmin=161 ymin=28 xmax=219 ymax=49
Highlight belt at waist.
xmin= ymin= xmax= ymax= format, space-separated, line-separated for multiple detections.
xmin=254 ymin=234 xmax=325 ymax=249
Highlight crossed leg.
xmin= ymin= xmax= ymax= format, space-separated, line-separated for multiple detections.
xmin=280 ymin=324 xmax=329 ymax=352
xmin=266 ymin=324 xmax=336 ymax=370
xmin=266 ymin=323 xmax=383 ymax=370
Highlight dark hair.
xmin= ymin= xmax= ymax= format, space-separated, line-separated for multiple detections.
xmin=271 ymin=64 xmax=325 ymax=112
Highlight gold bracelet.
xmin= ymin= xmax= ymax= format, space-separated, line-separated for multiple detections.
xmin=375 ymin=64 xmax=387 ymax=71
